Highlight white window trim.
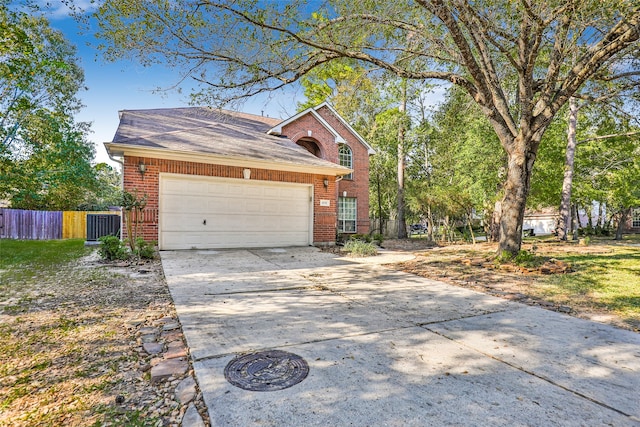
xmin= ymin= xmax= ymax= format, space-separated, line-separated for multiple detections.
xmin=339 ymin=144 xmax=353 ymax=180
xmin=338 ymin=197 xmax=357 ymax=233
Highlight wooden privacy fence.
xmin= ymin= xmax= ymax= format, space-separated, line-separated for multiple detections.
xmin=0 ymin=209 xmax=120 ymax=240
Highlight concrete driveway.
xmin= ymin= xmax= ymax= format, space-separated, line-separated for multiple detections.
xmin=160 ymin=247 xmax=640 ymax=426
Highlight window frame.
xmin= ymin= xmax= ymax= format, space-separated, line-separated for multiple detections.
xmin=338 ymin=144 xmax=353 ymax=180
xmin=632 ymin=208 xmax=640 ymax=228
xmin=338 ymin=197 xmax=357 ymax=233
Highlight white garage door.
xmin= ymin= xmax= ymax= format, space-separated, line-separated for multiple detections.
xmin=159 ymin=174 xmax=313 ymax=250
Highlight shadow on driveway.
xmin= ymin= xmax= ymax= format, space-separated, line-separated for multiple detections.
xmin=161 ymin=247 xmax=640 ymax=426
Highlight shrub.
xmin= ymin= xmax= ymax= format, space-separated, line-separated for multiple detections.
xmin=98 ymin=235 xmax=129 ymax=261
xmin=349 ymin=234 xmax=372 ymax=243
xmin=372 ymin=233 xmax=384 ymax=245
xmin=343 ymin=239 xmax=378 ymax=257
xmin=133 ymin=238 xmax=156 ymax=259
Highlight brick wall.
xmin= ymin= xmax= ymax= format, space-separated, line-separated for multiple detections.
xmin=283 ymin=106 xmax=371 ymax=234
xmin=122 ymin=156 xmax=337 ymax=245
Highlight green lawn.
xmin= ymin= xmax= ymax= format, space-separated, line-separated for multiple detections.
xmin=534 ymin=237 xmax=640 ymax=323
xmin=0 ymin=239 xmax=90 ymax=285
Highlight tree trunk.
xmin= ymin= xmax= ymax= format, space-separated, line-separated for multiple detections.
xmin=376 ymin=172 xmax=383 ymax=235
xmin=427 ymin=204 xmax=434 ymax=242
xmin=597 ymin=202 xmax=604 ymax=228
xmin=558 ymin=97 xmax=578 ymax=241
xmin=490 ymin=201 xmax=501 ymax=242
xmin=572 ymin=204 xmax=579 ymax=240
xmin=498 ymin=144 xmax=538 ymax=256
xmin=615 ymin=208 xmax=630 ymax=240
xmin=396 ymin=81 xmax=408 ymax=239
xmin=467 ymin=212 xmax=476 ymax=245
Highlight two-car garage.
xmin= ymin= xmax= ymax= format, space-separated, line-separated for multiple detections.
xmin=159 ymin=174 xmax=313 ymax=250
xmin=105 ymin=106 xmax=357 ymax=249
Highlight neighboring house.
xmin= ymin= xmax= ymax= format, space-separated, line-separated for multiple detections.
xmin=104 ymin=103 xmax=374 ymax=250
xmin=524 ymin=205 xmax=640 ymax=235
xmin=523 ymin=208 xmax=557 ymax=235
xmin=629 ymin=208 xmax=640 ymax=233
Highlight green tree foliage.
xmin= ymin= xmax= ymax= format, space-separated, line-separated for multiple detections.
xmin=298 ymin=60 xmax=389 ymax=134
xmin=0 ymin=2 xmax=84 ymax=148
xmin=526 ymin=111 xmax=567 ymax=209
xmin=78 ymin=163 xmax=122 ymax=211
xmin=572 ymin=116 xmax=640 ymax=238
xmin=368 ymin=108 xmax=409 ymax=223
xmin=1 ymin=117 xmax=96 ymax=210
xmin=0 ymin=2 xmax=98 ymax=210
xmin=407 ymin=87 xmax=504 ymax=239
xmin=94 ymin=0 xmax=640 ymax=254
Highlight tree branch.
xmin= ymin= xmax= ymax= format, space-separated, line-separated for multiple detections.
xmin=553 ymin=8 xmax=640 ymax=112
xmin=577 ymin=130 xmax=640 ymax=145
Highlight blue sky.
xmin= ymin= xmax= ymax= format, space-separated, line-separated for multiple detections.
xmin=43 ymin=3 xmax=304 ymax=167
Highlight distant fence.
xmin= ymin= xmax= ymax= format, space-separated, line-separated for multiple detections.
xmin=0 ymin=209 xmax=120 ymax=240
xmin=369 ymin=219 xmax=399 ymax=238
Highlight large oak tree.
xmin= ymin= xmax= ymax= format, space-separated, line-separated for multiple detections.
xmin=95 ymin=0 xmax=640 ymax=255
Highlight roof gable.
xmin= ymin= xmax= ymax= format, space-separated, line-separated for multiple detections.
xmin=267 ymin=102 xmax=375 ymax=155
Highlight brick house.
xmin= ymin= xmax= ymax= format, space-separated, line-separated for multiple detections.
xmin=104 ymin=103 xmax=373 ymax=250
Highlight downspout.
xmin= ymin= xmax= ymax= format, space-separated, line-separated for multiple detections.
xmin=107 ymin=149 xmax=125 ymax=240
xmin=335 ymin=175 xmax=344 ymax=243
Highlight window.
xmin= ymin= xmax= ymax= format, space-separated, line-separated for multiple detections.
xmin=338 ymin=197 xmax=357 ymax=233
xmin=633 ymin=208 xmax=640 ymax=228
xmin=338 ymin=144 xmax=353 ymax=179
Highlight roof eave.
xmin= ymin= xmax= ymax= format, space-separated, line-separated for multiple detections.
xmin=104 ymin=142 xmax=352 ymax=177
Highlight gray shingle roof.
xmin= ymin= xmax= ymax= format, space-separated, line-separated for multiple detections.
xmin=108 ymin=107 xmax=349 ymax=172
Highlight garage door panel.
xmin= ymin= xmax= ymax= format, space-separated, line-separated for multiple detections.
xmin=160 ymin=175 xmax=312 ymax=249
xmin=162 ymin=231 xmax=311 ymax=250
xmin=163 ymin=180 xmax=207 ymax=196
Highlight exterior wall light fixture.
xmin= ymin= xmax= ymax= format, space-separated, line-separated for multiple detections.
xmin=323 ymin=178 xmax=329 ymax=188
xmin=138 ymin=161 xmax=146 ymax=176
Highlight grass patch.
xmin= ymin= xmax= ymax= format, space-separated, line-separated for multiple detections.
xmin=537 ymin=247 xmax=640 ymax=320
xmin=496 ymin=249 xmax=547 ymax=268
xmin=0 ymin=239 xmax=90 ymax=285
xmin=0 ymin=238 xmax=89 ymax=267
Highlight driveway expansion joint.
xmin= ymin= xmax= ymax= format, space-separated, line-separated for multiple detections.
xmin=414 ymin=308 xmax=516 ymax=327
xmin=423 ymin=325 xmax=635 ymax=420
xmin=203 ymin=285 xmax=314 ymax=296
xmin=191 ymin=326 xmax=417 ymax=363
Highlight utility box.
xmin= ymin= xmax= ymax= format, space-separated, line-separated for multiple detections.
xmin=86 ymin=214 xmax=121 ymax=241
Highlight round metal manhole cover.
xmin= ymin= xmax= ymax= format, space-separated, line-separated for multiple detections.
xmin=224 ymin=350 xmax=309 ymax=391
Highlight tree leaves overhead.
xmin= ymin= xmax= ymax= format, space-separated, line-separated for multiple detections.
xmin=1 ymin=1 xmax=85 ymax=150
xmin=95 ymin=1 xmax=639 ymax=119
xmin=0 ymin=2 xmax=104 ymax=210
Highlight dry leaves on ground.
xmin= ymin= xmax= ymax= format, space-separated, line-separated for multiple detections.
xmin=0 ymin=251 xmax=210 ymax=427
